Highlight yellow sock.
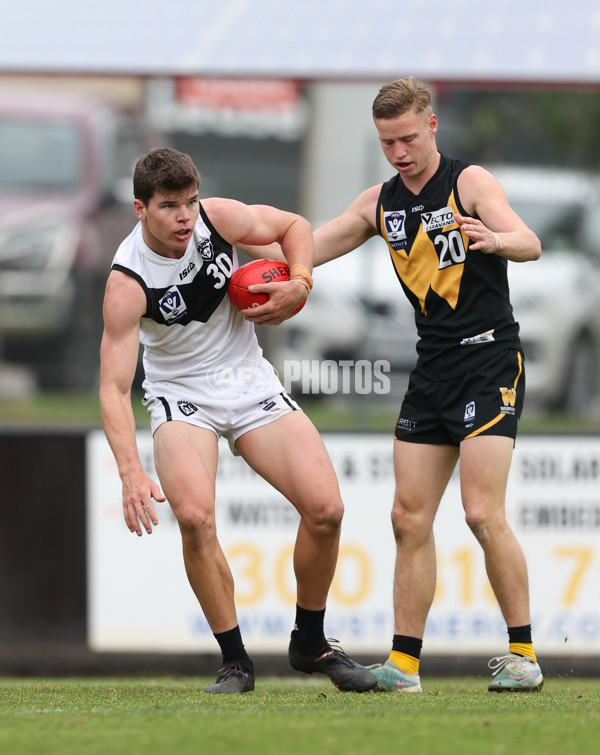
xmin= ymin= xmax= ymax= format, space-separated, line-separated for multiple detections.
xmin=390 ymin=650 xmax=420 ymax=675
xmin=510 ymin=642 xmax=536 ymax=661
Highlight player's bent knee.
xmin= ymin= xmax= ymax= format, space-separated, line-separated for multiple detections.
xmin=464 ymin=508 xmax=504 ymax=540
xmin=302 ymin=498 xmax=343 ymax=535
xmin=391 ymin=504 xmax=430 ymax=543
xmin=465 ymin=509 xmax=511 ymax=543
xmin=176 ymin=508 xmax=217 ymax=546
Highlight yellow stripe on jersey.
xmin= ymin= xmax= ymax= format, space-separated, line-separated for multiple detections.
xmin=464 ymin=351 xmax=523 ymax=439
xmin=381 ymin=189 xmax=469 ymax=315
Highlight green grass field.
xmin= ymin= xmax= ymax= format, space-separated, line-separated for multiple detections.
xmin=2 ymin=391 xmax=600 ymax=435
xmin=2 ymin=396 xmax=600 ymax=754
xmin=1 ymin=676 xmax=599 ymax=755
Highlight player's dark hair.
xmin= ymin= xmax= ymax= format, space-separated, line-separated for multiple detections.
xmin=372 ymin=76 xmax=432 ymax=120
xmin=133 ymin=147 xmax=200 ymax=204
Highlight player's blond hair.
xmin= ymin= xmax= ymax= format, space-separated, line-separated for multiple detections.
xmin=372 ymin=76 xmax=432 ymax=120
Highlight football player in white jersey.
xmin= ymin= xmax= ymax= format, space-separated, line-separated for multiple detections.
xmin=100 ymin=148 xmax=377 ymax=695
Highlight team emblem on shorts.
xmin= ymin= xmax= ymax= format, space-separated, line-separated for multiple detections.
xmin=464 ymin=401 xmax=476 ymax=422
xmin=177 ymin=400 xmax=198 ymax=416
xmin=197 ymin=238 xmax=214 ymax=260
xmin=383 ymin=210 xmax=407 ymax=250
xmin=499 ymin=387 xmax=517 ymax=414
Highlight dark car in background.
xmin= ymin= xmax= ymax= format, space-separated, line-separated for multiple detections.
xmin=0 ymin=89 xmax=158 ymax=390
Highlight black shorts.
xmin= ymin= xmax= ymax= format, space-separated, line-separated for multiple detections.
xmin=394 ymin=348 xmax=525 ymax=446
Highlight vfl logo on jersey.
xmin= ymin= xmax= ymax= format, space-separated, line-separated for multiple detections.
xmin=197 ymin=237 xmax=214 ymax=260
xmin=499 ymin=387 xmax=517 ymax=415
xmin=464 ymin=401 xmax=476 ymax=423
xmin=177 ymin=400 xmax=198 ymax=417
xmin=421 ymin=206 xmax=455 ymax=232
xmin=158 ymin=286 xmax=188 ymax=324
xmin=383 ymin=210 xmax=407 ymax=250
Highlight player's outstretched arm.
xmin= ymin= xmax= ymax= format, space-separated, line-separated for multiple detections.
xmin=236 ymin=183 xmax=381 ymax=269
xmin=100 ymin=271 xmax=166 ymax=536
xmin=313 ymin=185 xmax=381 ymax=266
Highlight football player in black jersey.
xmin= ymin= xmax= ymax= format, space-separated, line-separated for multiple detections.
xmin=309 ymin=77 xmax=543 ymax=692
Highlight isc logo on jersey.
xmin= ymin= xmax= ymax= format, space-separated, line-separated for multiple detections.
xmin=383 ymin=210 xmax=407 ymax=250
xmin=159 ymin=286 xmax=188 ymax=324
xmin=421 ymin=206 xmax=455 ymax=232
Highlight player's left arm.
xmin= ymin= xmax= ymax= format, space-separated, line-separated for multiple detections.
xmin=202 ymin=198 xmax=312 ymax=323
xmin=455 ymin=165 xmax=542 ymax=262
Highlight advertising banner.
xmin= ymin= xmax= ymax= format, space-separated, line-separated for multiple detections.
xmin=87 ymin=432 xmax=600 ymax=655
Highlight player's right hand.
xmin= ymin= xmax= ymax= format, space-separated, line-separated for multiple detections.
xmin=121 ymin=474 xmax=166 ymax=536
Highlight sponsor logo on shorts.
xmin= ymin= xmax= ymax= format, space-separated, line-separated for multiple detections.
xmin=396 ymin=416 xmax=417 ymax=431
xmin=260 ymin=399 xmax=277 ymax=411
xmin=177 ymin=400 xmax=198 ymax=416
xmin=383 ymin=210 xmax=407 ymax=250
xmin=421 ymin=206 xmax=455 ymax=232
xmin=499 ymin=386 xmax=517 ymax=414
xmin=464 ymin=401 xmax=476 ymax=422
xmin=197 ymin=237 xmax=214 ymax=260
xmin=158 ymin=286 xmax=188 ymax=324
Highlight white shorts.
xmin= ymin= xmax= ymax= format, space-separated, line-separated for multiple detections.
xmin=142 ymin=384 xmax=301 ymax=455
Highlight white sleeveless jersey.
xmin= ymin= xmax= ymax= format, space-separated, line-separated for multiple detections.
xmin=110 ymin=203 xmax=281 ymax=407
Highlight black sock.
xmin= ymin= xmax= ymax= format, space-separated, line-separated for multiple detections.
xmin=291 ymin=605 xmax=327 ymax=654
xmin=392 ymin=634 xmax=423 ymax=660
xmin=508 ymin=624 xmax=532 ymax=645
xmin=213 ymin=626 xmax=253 ymax=673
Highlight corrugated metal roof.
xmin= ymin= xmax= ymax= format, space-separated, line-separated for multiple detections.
xmin=0 ymin=0 xmax=598 ymax=83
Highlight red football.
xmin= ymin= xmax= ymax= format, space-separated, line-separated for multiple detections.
xmin=227 ymin=258 xmax=305 ymax=314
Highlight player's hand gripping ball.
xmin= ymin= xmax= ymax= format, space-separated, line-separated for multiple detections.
xmin=227 ymin=259 xmax=306 ymax=314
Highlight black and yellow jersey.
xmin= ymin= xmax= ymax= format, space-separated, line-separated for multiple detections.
xmin=376 ymin=153 xmax=521 ymax=380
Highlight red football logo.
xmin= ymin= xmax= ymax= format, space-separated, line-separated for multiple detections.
xmin=227 ymin=259 xmax=305 ymax=314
